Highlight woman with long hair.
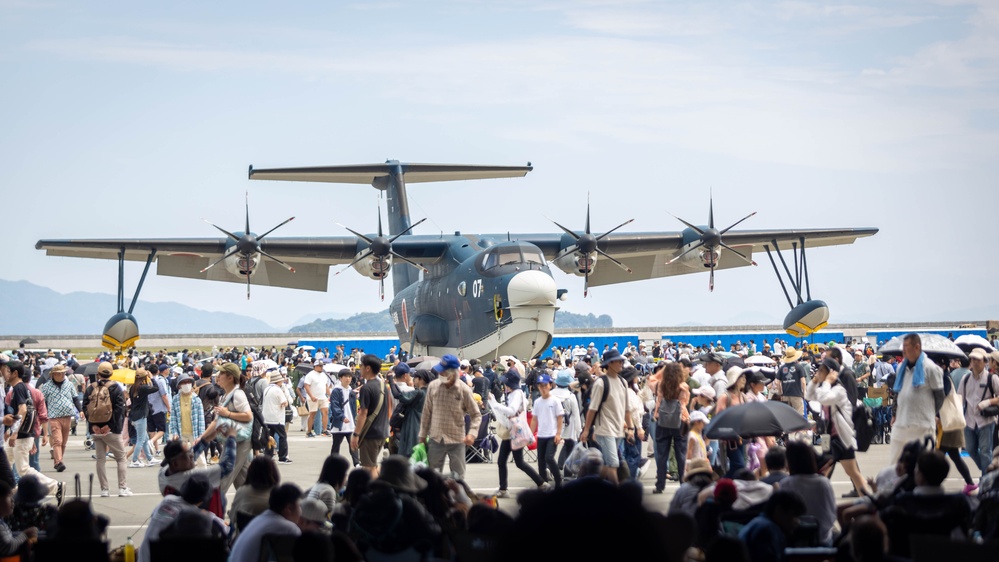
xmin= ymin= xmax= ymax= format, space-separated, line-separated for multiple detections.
xmin=487 ymin=371 xmax=544 ymax=498
xmin=127 ymin=369 xmax=159 ymax=467
xmin=715 ymin=367 xmax=747 ymax=476
xmin=653 ymin=362 xmax=690 ymax=493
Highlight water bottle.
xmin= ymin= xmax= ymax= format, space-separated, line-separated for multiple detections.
xmin=124 ymin=537 xmax=135 ymax=562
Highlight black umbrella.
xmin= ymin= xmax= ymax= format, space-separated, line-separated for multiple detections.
xmin=18 ymin=338 xmax=38 ymax=347
xmin=75 ymin=362 xmax=101 ymax=376
xmin=704 ymin=401 xmax=810 ymax=439
xmin=877 ymin=334 xmax=967 ymax=361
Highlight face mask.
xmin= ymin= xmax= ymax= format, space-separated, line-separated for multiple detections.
xmin=180 ymin=385 xmax=193 ymax=395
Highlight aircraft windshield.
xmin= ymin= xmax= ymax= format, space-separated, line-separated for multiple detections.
xmin=481 ymin=244 xmax=546 ymax=271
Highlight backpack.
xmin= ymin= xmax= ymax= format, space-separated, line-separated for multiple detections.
xmin=243 ymin=386 xmax=270 ymax=451
xmin=657 ymin=398 xmax=682 ymax=429
xmin=561 ymin=395 xmax=574 ymax=427
xmin=852 ymin=402 xmax=875 ymax=453
xmin=87 ymin=381 xmax=113 ymax=424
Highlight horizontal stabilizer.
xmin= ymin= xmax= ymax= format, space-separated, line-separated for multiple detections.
xmin=249 ymin=162 xmax=532 ymax=184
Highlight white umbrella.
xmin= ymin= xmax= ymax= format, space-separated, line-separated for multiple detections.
xmin=295 ymin=345 xmax=316 ymax=351
xmin=249 ymin=359 xmax=279 ymax=378
xmin=745 ymin=354 xmax=776 ymax=366
xmin=954 ymin=334 xmax=995 ymax=353
xmin=323 ymin=363 xmax=348 ymax=374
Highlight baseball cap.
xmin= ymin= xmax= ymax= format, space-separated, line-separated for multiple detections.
xmin=432 ymin=354 xmax=461 ymax=374
xmin=220 ymin=363 xmax=241 ymax=378
xmin=392 ymin=362 xmax=412 ymax=376
xmin=537 ymin=373 xmax=553 ymax=385
xmin=97 ymin=362 xmax=114 ymax=377
xmin=969 ymin=348 xmax=988 ymax=361
xmin=158 ymin=363 xmax=170 ymax=372
xmin=161 ymin=440 xmax=189 ymax=467
xmin=0 ymin=354 xmax=9 ymax=365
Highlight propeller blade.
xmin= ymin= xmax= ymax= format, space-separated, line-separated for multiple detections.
xmin=596 ymin=248 xmax=633 ymax=273
xmin=709 ymin=266 xmax=715 ymax=292
xmin=377 ymin=209 xmax=383 ymax=238
xmin=258 ymin=249 xmax=296 ymax=272
xmin=246 ymin=270 xmax=252 ymax=300
xmin=709 ymin=189 xmax=714 ymax=230
xmin=200 ymin=246 xmax=239 ymax=273
xmin=256 ymin=216 xmax=296 ymax=241
xmin=203 ymin=219 xmax=239 ymax=242
xmin=338 ymin=224 xmax=373 ymax=244
xmin=584 ymin=267 xmax=590 ymax=298
xmin=554 ymin=244 xmax=580 ymax=261
xmin=585 ymin=196 xmax=591 ymax=234
xmin=547 ymin=218 xmax=581 ymax=241
xmin=667 ymin=241 xmax=704 ymax=264
xmin=388 ymin=218 xmax=427 ymax=243
xmin=245 ymin=193 xmax=251 ymax=235
xmin=719 ymin=211 xmax=757 ymax=236
xmin=334 ymin=249 xmax=372 ymax=276
xmin=389 ymin=251 xmax=428 ymax=273
xmin=594 ymin=218 xmax=635 ymax=241
xmin=379 ymin=277 xmax=385 ymax=302
xmin=670 ymin=214 xmax=704 ymax=236
xmin=720 ymin=242 xmax=757 ymax=266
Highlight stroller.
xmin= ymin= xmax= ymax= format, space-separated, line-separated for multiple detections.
xmin=465 ymin=411 xmax=498 ymax=463
xmin=866 ymin=385 xmax=893 ymax=444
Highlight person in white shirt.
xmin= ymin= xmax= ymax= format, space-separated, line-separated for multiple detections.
xmin=530 ymin=373 xmax=564 ymax=489
xmin=303 ymin=361 xmax=331 ymax=437
xmin=263 ymin=371 xmax=291 ymax=464
xmin=886 ymin=334 xmax=944 ymax=465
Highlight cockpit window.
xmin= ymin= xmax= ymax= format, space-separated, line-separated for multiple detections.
xmin=481 ymin=244 xmax=546 ymax=270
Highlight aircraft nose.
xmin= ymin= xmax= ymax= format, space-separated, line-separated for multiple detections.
xmin=506 ymin=271 xmax=557 ymax=308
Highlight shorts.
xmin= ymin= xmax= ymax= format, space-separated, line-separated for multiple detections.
xmin=317 ymin=397 xmax=330 ymax=410
xmin=307 ymin=400 xmax=319 ymax=413
xmin=358 ymin=438 xmax=385 ymax=467
xmin=830 ymin=435 xmax=856 ymax=461
xmin=149 ymin=412 xmax=167 ymax=433
xmin=783 ymin=396 xmax=804 ymax=416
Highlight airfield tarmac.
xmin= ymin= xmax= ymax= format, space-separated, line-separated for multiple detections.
xmin=32 ymin=428 xmax=982 ymax=549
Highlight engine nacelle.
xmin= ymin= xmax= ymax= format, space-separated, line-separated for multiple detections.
xmin=223 ymin=252 xmax=259 ymax=277
xmin=553 ymin=252 xmax=597 ymax=277
xmin=354 ymin=254 xmax=392 ymax=280
xmin=699 ymin=247 xmax=720 ymax=268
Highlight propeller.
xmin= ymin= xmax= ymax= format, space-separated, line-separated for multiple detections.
xmin=667 ymin=190 xmax=757 ymax=292
xmin=336 ymin=207 xmax=428 ymax=301
xmin=200 ymin=193 xmax=296 ymax=299
xmin=548 ymin=195 xmax=634 ymax=297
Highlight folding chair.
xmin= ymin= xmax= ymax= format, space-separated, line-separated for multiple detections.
xmin=465 ymin=411 xmax=496 ymax=463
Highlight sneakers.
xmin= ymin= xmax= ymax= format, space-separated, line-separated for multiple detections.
xmin=652 ymin=488 xmax=664 ymax=494
xmin=54 ymin=462 xmax=66 ymax=473
xmin=841 ymin=489 xmax=860 ymax=499
xmin=128 ymin=461 xmax=145 ymax=468
xmin=306 ymin=432 xmax=315 ymax=438
xmin=279 ymin=458 xmax=293 ymax=464
xmin=963 ymin=483 xmax=979 ymax=495
xmin=495 ymin=489 xmax=510 ymax=499
xmin=119 ymin=487 xmax=133 ymax=497
xmin=147 ymin=459 xmax=160 ymax=467
xmin=100 ymin=489 xmax=110 ymax=498
xmin=209 ymin=455 xmax=219 ymax=465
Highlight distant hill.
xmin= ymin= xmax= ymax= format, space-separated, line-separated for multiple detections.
xmin=0 ymin=279 xmax=275 ymax=335
xmin=289 ymin=309 xmax=613 ymax=333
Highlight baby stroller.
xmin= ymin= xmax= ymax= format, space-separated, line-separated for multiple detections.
xmin=465 ymin=411 xmax=498 ymax=463
xmin=866 ymin=386 xmax=892 ymax=444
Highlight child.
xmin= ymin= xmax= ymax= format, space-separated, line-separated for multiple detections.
xmin=529 ymin=374 xmax=565 ymax=489
xmin=686 ymin=411 xmax=709 ymax=474
xmin=0 ymin=480 xmax=37 ymax=558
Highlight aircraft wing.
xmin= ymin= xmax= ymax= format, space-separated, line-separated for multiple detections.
xmin=511 ymin=227 xmax=878 ymax=288
xmin=34 ymin=237 xmax=449 ymax=292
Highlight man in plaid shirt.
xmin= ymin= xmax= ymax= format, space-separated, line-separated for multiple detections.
xmin=418 ymin=354 xmax=482 ymax=480
xmin=168 ymin=375 xmax=205 ymax=451
xmin=39 ymin=364 xmax=78 ymax=472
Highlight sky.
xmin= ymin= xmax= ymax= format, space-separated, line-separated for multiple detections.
xmin=1 ymin=0 xmax=998 ymax=331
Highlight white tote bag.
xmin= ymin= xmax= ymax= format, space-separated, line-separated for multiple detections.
xmin=939 ymin=386 xmax=966 ymax=433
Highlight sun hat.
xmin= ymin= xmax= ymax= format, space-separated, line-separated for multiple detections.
xmin=725 ymin=366 xmax=745 ymax=389
xmin=554 ymin=370 xmax=574 ymax=388
xmin=684 ymin=458 xmax=717 ymax=482
xmin=781 ymin=347 xmax=803 ymax=364
xmin=692 ymin=385 xmax=716 ymax=400
xmin=689 ymin=410 xmax=709 ymax=425
xmin=373 ymin=455 xmax=428 ymax=493
xmin=600 ymin=349 xmax=625 ymax=367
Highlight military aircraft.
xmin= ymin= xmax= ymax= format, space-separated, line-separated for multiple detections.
xmin=36 ymin=160 xmax=877 ymax=361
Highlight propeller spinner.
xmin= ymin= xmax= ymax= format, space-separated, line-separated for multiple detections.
xmin=667 ymin=191 xmax=757 ymax=291
xmin=549 ymin=195 xmax=634 ymax=297
xmin=200 ymin=193 xmax=296 ymax=299
xmin=336 ymin=207 xmax=428 ymax=301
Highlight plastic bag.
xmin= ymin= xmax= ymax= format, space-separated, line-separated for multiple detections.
xmin=510 ymin=418 xmax=536 ymax=451
xmin=563 ymin=441 xmax=588 ymax=475
xmin=410 ymin=442 xmax=427 ymax=465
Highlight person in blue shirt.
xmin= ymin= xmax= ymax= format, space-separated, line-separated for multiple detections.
xmin=738 ymin=490 xmax=807 ymax=562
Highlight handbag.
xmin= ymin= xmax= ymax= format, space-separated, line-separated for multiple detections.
xmin=939 ymin=385 xmax=966 ymax=432
xmin=510 ymin=417 xmax=536 ymax=451
xmin=297 ymin=404 xmax=310 ymax=417
xmin=981 ymin=375 xmax=999 ymax=418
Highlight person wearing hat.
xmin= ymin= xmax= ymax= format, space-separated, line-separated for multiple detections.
xmin=552 ymin=369 xmax=582 ymax=476
xmin=38 ymin=364 xmax=78 ymax=473
xmin=579 ymin=348 xmax=644 ymax=474
xmin=529 ymin=373 xmax=565 ymax=489
xmin=302 ymin=360 xmax=331 ymax=438
xmin=147 ymin=364 xmax=173 ymax=457
xmin=487 ymin=369 xmax=545 ymax=497
xmin=776 ymin=347 xmax=807 ymax=416
xmin=262 ymin=369 xmax=292 ymax=464
xmin=299 ymin=497 xmax=333 ymax=534
xmin=958 ymin=347 xmax=999 ymax=476
xmin=82 ymin=361 xmax=130 ymax=497
xmin=713 ymin=367 xmax=748 ymax=476
xmin=417 ymin=354 xmax=481 ymax=481
xmin=167 ymin=374 xmax=206 ymax=459
xmin=667 ymin=457 xmax=717 ymax=517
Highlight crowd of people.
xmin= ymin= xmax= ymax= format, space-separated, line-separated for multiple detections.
xmin=0 ymin=332 xmax=997 ymax=561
